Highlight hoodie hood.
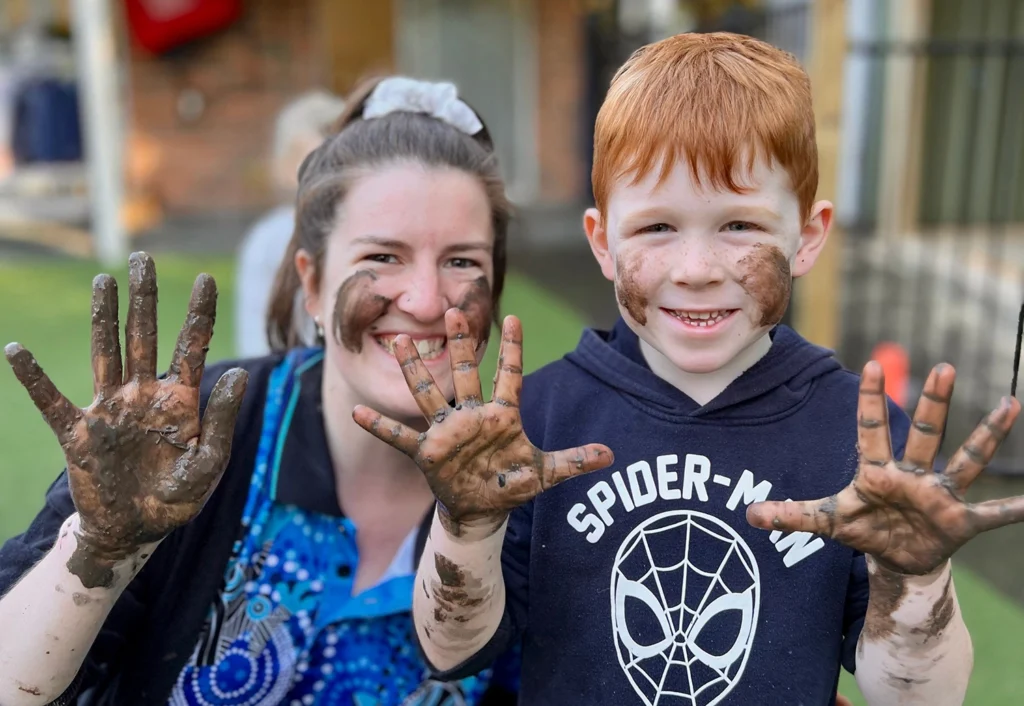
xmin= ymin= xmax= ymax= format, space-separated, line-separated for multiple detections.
xmin=565 ymin=317 xmax=842 ymax=422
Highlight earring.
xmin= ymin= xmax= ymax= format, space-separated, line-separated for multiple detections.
xmin=314 ymin=315 xmax=324 ymax=339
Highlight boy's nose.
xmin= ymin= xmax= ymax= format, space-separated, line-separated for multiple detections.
xmin=669 ymin=241 xmax=726 ymax=288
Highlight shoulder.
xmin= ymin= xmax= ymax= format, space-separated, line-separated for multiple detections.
xmin=519 ymin=355 xmax=619 ymax=447
xmin=520 ymin=356 xmax=594 ymax=415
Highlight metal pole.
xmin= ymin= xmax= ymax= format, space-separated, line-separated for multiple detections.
xmin=71 ymin=0 xmax=125 ymax=266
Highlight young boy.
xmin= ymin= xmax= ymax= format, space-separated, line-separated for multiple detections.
xmin=355 ymin=33 xmax=1022 ymax=705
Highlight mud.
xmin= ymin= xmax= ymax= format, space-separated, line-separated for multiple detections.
xmin=910 ymin=571 xmax=956 ymax=643
xmin=614 ymin=254 xmax=648 ymax=326
xmin=456 ymin=277 xmax=493 ymax=348
xmin=331 ymin=270 xmax=392 ymax=353
xmin=90 ymin=274 xmax=121 ymax=394
xmin=738 ymin=244 xmax=792 ymax=328
xmin=862 ymin=562 xmax=908 ymax=641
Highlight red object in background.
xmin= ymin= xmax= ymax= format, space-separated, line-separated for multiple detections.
xmin=125 ymin=0 xmax=243 ymax=54
xmin=871 ymin=341 xmax=910 ymax=408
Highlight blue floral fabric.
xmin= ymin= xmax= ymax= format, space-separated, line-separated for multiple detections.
xmin=169 ymin=349 xmax=511 ymax=705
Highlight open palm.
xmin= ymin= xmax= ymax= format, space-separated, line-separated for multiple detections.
xmin=748 ymin=361 xmax=1021 ymax=575
xmin=5 ymin=253 xmax=247 ymax=587
xmin=354 ymin=309 xmax=613 ymax=537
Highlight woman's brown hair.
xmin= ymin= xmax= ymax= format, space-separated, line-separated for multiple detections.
xmin=266 ymin=75 xmax=511 ymax=351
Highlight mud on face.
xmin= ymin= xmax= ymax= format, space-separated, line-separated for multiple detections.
xmin=738 ymin=244 xmax=791 ymax=328
xmin=332 ymin=270 xmax=392 ymax=352
xmin=456 ymin=276 xmax=493 ymax=348
xmin=615 ymin=253 xmax=649 ymax=326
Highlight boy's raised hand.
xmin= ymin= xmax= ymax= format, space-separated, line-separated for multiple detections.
xmin=747 ymin=361 xmax=1021 ymax=575
xmin=354 ymin=309 xmax=614 ymax=538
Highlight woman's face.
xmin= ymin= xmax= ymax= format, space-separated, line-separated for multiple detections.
xmin=300 ymin=161 xmax=495 ymax=423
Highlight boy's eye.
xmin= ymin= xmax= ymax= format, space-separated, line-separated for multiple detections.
xmin=723 ymin=221 xmax=760 ymax=233
xmin=638 ymin=223 xmax=673 ymax=234
xmin=365 ymin=254 xmax=399 ymax=264
xmin=447 ymin=257 xmax=480 ymax=269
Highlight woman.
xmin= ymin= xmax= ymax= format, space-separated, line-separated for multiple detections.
xmin=0 ymin=75 xmax=519 ymax=706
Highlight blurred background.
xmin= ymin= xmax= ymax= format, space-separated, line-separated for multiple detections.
xmin=0 ymin=0 xmax=1021 ymax=702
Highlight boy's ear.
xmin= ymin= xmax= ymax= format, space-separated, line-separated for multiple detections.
xmin=791 ymin=200 xmax=834 ymax=278
xmin=584 ymin=208 xmax=616 ymax=282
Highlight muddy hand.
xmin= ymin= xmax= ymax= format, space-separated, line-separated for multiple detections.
xmin=5 ymin=252 xmax=248 ymax=588
xmin=354 ymin=309 xmax=614 ymax=537
xmin=747 ymin=361 xmax=1021 ymax=575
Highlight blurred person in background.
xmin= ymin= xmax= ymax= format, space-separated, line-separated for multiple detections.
xmin=0 ymin=75 xmax=519 ymax=706
xmin=235 ymin=90 xmax=345 ymax=358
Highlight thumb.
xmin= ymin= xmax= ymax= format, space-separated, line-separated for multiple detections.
xmin=540 ymin=443 xmax=614 ymax=490
xmin=196 ymin=368 xmax=249 ymax=472
xmin=746 ymin=496 xmax=837 ymax=537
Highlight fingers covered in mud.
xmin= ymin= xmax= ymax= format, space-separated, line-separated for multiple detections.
xmin=395 ymin=335 xmax=451 ymax=423
xmin=746 ymin=495 xmax=838 ymax=537
xmin=857 ymin=362 xmax=894 ymax=467
xmin=5 ymin=342 xmax=81 ymax=445
xmin=352 ymin=405 xmax=422 ymax=457
xmin=900 ymin=364 xmax=954 ymax=473
xmin=970 ymin=491 xmax=1024 ymax=533
xmin=90 ymin=274 xmax=122 ymax=396
xmin=540 ymin=443 xmax=615 ymax=489
xmin=168 ymin=273 xmax=218 ymax=388
xmin=491 ymin=316 xmax=523 ymax=406
xmin=125 ymin=252 xmax=159 ymax=381
xmin=196 ymin=368 xmax=249 ymax=470
xmin=944 ymin=395 xmax=1020 ymax=493
xmin=446 ymin=308 xmax=483 ymax=407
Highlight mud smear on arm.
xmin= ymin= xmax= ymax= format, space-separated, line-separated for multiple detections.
xmin=738 ymin=244 xmax=792 ymax=328
xmin=862 ymin=562 xmax=907 ymax=642
xmin=428 ymin=552 xmax=491 ymax=643
xmin=909 ymin=571 xmax=956 ymax=643
xmin=331 ymin=270 xmax=392 ymax=353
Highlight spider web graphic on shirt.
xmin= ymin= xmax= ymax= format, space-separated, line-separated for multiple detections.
xmin=611 ymin=511 xmax=761 ymax=706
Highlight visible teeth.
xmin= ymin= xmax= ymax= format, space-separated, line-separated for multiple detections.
xmin=670 ymin=310 xmax=731 ymax=326
xmin=374 ymin=336 xmax=446 ymax=360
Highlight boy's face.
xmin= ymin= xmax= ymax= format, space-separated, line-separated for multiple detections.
xmin=585 ymin=155 xmax=832 ymax=375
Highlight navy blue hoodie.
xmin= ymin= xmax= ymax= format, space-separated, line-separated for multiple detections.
xmin=441 ymin=319 xmax=911 ymax=706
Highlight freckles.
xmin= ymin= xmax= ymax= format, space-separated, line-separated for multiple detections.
xmin=738 ymin=244 xmax=791 ymax=328
xmin=331 ymin=270 xmax=393 ymax=353
xmin=615 ymin=254 xmax=649 ymax=326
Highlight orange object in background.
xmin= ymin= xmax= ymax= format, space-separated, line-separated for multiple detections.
xmin=871 ymin=342 xmax=910 ymax=408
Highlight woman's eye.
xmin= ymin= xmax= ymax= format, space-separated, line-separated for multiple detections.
xmin=447 ymin=258 xmax=480 ymax=269
xmin=366 ymin=254 xmax=399 ymax=264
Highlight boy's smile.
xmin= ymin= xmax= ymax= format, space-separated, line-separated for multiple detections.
xmin=586 ymin=153 xmax=832 ymax=384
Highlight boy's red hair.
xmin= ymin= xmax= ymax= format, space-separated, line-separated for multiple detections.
xmin=592 ymin=32 xmax=818 ymax=222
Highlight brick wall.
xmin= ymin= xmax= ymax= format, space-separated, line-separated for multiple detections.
xmin=126 ymin=0 xmax=329 ymax=215
xmin=128 ymin=0 xmax=590 ymax=215
xmin=535 ymin=0 xmax=588 ymax=205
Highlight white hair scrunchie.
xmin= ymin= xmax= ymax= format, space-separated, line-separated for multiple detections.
xmin=362 ymin=76 xmax=484 ymax=136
